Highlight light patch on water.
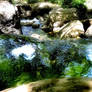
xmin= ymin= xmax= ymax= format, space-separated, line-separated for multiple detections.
xmin=86 ymin=44 xmax=92 ymax=61
xmin=11 ymin=44 xmax=36 ymax=60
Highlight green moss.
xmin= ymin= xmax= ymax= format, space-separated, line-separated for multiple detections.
xmin=64 ymin=58 xmax=91 ymax=77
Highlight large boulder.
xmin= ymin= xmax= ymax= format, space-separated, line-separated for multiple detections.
xmin=49 ymin=8 xmax=78 ymax=29
xmin=0 ymin=1 xmax=17 ymax=21
xmin=1 ymin=78 xmax=92 ymax=92
xmin=0 ymin=1 xmax=21 ymax=35
xmin=59 ymin=20 xmax=84 ymax=38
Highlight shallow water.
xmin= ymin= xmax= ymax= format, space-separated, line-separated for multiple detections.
xmin=0 ymin=36 xmax=92 ymax=90
xmin=0 ymin=37 xmax=92 ymax=77
xmin=21 ymin=18 xmax=42 ymax=36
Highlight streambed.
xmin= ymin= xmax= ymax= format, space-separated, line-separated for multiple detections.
xmin=0 ymin=34 xmax=92 ymax=90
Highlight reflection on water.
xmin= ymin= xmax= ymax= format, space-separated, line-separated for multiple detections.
xmin=86 ymin=44 xmax=92 ymax=61
xmin=11 ymin=44 xmax=36 ymax=60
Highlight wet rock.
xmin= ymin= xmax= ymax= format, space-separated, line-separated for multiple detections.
xmin=2 ymin=78 xmax=92 ymax=92
xmin=49 ymin=8 xmax=78 ymax=30
xmin=85 ymin=25 xmax=92 ymax=37
xmin=59 ymin=20 xmax=84 ymax=38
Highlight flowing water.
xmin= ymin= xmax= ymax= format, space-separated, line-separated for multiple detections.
xmin=0 ymin=36 xmax=92 ymax=77
xmin=1 ymin=19 xmax=92 ymax=90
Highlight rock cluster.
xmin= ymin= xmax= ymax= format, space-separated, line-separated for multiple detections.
xmin=0 ymin=1 xmax=92 ymax=39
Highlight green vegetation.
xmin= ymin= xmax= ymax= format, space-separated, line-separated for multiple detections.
xmin=61 ymin=0 xmax=85 ymax=8
xmin=64 ymin=58 xmax=91 ymax=77
xmin=0 ymin=36 xmax=92 ymax=91
xmin=11 ymin=0 xmax=86 ymax=6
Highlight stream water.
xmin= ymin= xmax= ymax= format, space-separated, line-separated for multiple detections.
xmin=0 ymin=37 xmax=92 ymax=77
xmin=0 ymin=19 xmax=92 ymax=90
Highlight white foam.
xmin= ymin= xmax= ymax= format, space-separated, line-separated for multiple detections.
xmin=11 ymin=44 xmax=36 ymax=60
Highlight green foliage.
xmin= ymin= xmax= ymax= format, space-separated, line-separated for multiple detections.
xmin=61 ymin=0 xmax=87 ymax=19
xmin=11 ymin=0 xmax=28 ymax=4
xmin=64 ymin=58 xmax=91 ymax=77
xmin=46 ymin=0 xmax=62 ymax=5
xmin=61 ymin=0 xmax=85 ymax=8
xmin=11 ymin=72 xmax=32 ymax=86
